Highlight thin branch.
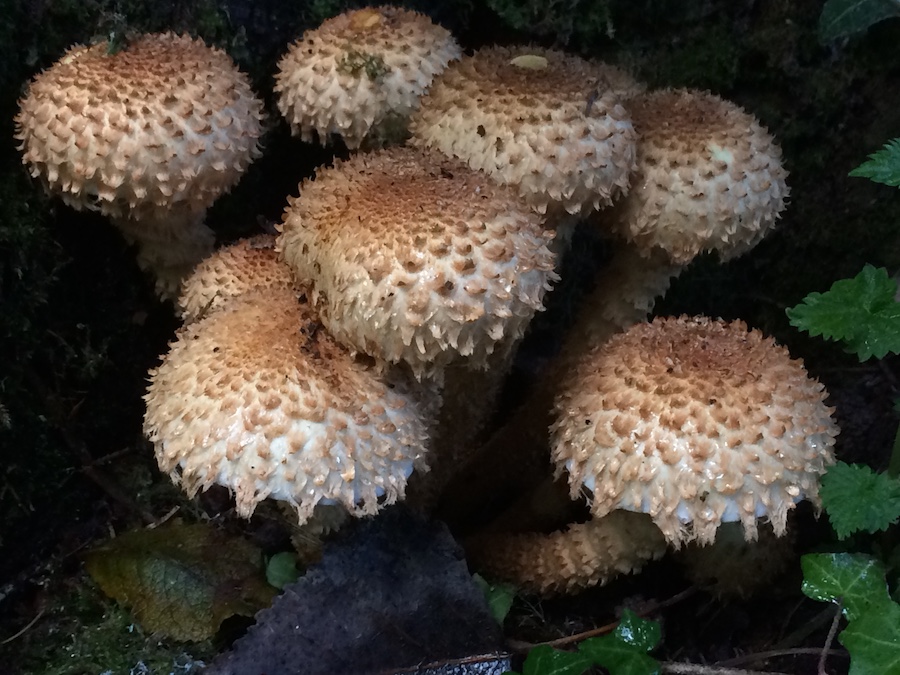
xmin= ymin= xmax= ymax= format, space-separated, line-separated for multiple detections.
xmin=508 ymin=586 xmax=698 ymax=652
xmin=0 ymin=609 xmax=45 ymax=645
xmin=715 ymin=648 xmax=848 ymax=669
xmin=661 ymin=663 xmax=790 ymax=675
xmin=819 ymin=601 xmax=843 ymax=675
xmin=24 ymin=367 xmax=155 ymax=525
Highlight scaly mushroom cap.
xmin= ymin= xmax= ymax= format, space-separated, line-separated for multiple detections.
xmin=144 ymin=288 xmax=438 ymax=523
xmin=14 ymin=32 xmax=265 ymax=222
xmin=274 ymin=6 xmax=461 ymax=149
xmin=551 ymin=316 xmax=838 ymax=547
xmin=277 ymin=147 xmax=557 ymax=378
xmin=410 ymin=46 xmax=640 ymax=215
xmin=609 ymin=89 xmax=788 ymax=263
xmin=177 ymin=234 xmax=297 ymax=322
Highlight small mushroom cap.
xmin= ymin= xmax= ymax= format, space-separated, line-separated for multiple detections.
xmin=144 ymin=288 xmax=438 ymax=523
xmin=177 ymin=234 xmax=297 ymax=322
xmin=551 ymin=316 xmax=838 ymax=547
xmin=608 ymin=89 xmax=788 ymax=263
xmin=274 ymin=6 xmax=461 ymax=148
xmin=410 ymin=45 xmax=640 ymax=215
xmin=277 ymin=147 xmax=557 ymax=378
xmin=15 ymin=33 xmax=265 ymax=221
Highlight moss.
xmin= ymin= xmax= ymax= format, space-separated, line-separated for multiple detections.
xmin=4 ymin=575 xmax=215 ymax=675
xmin=486 ymin=0 xmax=614 ymax=47
xmin=337 ymin=48 xmax=390 ymax=79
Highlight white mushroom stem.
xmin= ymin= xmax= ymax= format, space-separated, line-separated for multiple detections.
xmin=112 ymin=208 xmax=215 ymax=300
xmin=465 ymin=511 xmax=667 ymax=595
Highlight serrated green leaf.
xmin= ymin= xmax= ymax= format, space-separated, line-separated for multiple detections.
xmin=819 ymin=0 xmax=900 ymax=43
xmin=849 ymin=138 xmax=900 ymax=187
xmin=522 ymin=645 xmax=592 ymax=675
xmin=820 ymin=462 xmax=900 ymax=538
xmin=786 ymin=264 xmax=900 ymax=361
xmin=840 ymin=599 xmax=900 ymax=675
xmin=578 ymin=611 xmax=661 ymax=675
xmin=266 ymin=551 xmax=300 ymax=590
xmin=801 ymin=552 xmax=892 ymax=621
xmin=473 ymin=573 xmax=516 ymax=625
xmin=85 ymin=521 xmax=276 ymax=641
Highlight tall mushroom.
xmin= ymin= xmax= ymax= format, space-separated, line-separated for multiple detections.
xmin=466 ymin=316 xmax=838 ymax=593
xmin=15 ymin=33 xmax=265 ymax=299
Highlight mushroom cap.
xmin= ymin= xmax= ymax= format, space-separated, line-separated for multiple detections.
xmin=277 ymin=147 xmax=557 ymax=378
xmin=551 ymin=316 xmax=838 ymax=547
xmin=144 ymin=288 xmax=438 ymax=523
xmin=409 ymin=45 xmax=640 ymax=215
xmin=274 ymin=6 xmax=461 ymax=148
xmin=177 ymin=234 xmax=297 ymax=322
xmin=608 ymin=89 xmax=788 ymax=263
xmin=15 ymin=32 xmax=265 ymax=221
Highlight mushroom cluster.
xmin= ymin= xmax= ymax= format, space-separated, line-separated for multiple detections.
xmin=16 ymin=6 xmax=842 ymax=601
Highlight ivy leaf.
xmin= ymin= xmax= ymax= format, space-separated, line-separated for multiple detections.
xmin=579 ymin=610 xmax=661 ymax=675
xmin=820 ymin=462 xmax=900 ymax=538
xmin=265 ymin=551 xmax=301 ymax=590
xmin=849 ymin=138 xmax=900 ymax=187
xmin=85 ymin=521 xmax=276 ymax=641
xmin=521 ymin=645 xmax=592 ymax=675
xmin=801 ymin=552 xmax=892 ymax=621
xmin=819 ymin=0 xmax=900 ymax=43
xmin=840 ymin=599 xmax=900 ymax=675
xmin=786 ymin=264 xmax=900 ymax=361
xmin=473 ymin=573 xmax=516 ymax=625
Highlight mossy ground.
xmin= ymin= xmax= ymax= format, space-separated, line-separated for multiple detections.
xmin=1 ymin=1 xmax=898 ymax=673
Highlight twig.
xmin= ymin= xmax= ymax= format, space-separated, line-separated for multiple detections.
xmin=373 ymin=651 xmax=511 ymax=674
xmin=24 ymin=367 xmax=155 ymax=525
xmin=0 ymin=609 xmax=45 ymax=645
xmin=661 ymin=663 xmax=789 ymax=675
xmin=146 ymin=505 xmax=180 ymax=529
xmin=715 ymin=648 xmax=847 ymax=669
xmin=772 ymin=604 xmax=835 ymax=650
xmin=508 ymin=586 xmax=698 ymax=652
xmin=819 ymin=601 xmax=843 ymax=675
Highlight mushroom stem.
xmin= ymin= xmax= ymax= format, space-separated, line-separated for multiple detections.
xmin=465 ymin=511 xmax=666 ymax=595
xmin=112 ymin=209 xmax=215 ymax=300
xmin=437 ymin=241 xmax=682 ymax=530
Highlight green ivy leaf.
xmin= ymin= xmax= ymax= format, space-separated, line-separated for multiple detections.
xmin=840 ymin=599 xmax=900 ymax=675
xmin=786 ymin=264 xmax=900 ymax=361
xmin=801 ymin=552 xmax=892 ymax=621
xmin=849 ymin=138 xmax=900 ymax=187
xmin=266 ymin=551 xmax=300 ymax=590
xmin=819 ymin=0 xmax=900 ymax=43
xmin=579 ymin=610 xmax=661 ymax=675
xmin=820 ymin=462 xmax=900 ymax=538
xmin=521 ymin=645 xmax=592 ymax=675
xmin=473 ymin=573 xmax=516 ymax=626
xmin=85 ymin=521 xmax=276 ymax=641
